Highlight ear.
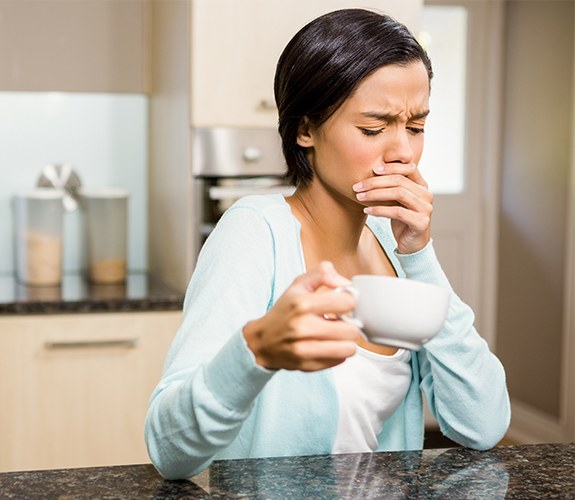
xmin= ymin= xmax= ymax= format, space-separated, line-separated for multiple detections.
xmin=296 ymin=116 xmax=314 ymax=148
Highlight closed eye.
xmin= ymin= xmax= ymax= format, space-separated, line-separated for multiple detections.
xmin=359 ymin=127 xmax=384 ymax=137
xmin=407 ymin=127 xmax=425 ymax=135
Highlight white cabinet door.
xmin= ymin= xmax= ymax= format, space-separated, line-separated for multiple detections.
xmin=0 ymin=311 xmax=180 ymax=472
xmin=190 ymin=0 xmax=422 ymax=127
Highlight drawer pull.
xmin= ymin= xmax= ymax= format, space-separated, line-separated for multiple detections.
xmin=258 ymin=99 xmax=277 ymax=111
xmin=44 ymin=339 xmax=139 ymax=350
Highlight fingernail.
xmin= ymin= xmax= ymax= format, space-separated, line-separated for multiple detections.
xmin=363 ymin=207 xmax=373 ymax=215
xmin=356 ymin=192 xmax=366 ymax=200
xmin=352 ymin=182 xmax=363 ymax=192
xmin=373 ymin=165 xmax=385 ymax=174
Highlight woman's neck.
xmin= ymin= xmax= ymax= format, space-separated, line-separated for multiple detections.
xmin=291 ymin=184 xmax=365 ymax=242
xmin=286 ymin=183 xmax=382 ymax=278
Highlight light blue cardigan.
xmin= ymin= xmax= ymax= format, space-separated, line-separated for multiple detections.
xmin=145 ymin=194 xmax=510 ymax=479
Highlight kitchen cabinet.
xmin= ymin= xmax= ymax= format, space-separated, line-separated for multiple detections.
xmin=190 ymin=0 xmax=423 ymax=127
xmin=0 ymin=0 xmax=149 ymax=92
xmin=0 ymin=311 xmax=181 ymax=472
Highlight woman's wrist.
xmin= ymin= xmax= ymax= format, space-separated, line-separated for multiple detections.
xmin=242 ymin=318 xmax=268 ymax=369
xmin=396 ymin=237 xmax=433 ymax=256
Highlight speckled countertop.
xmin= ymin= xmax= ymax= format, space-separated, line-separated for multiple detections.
xmin=0 ymin=272 xmax=184 ymax=314
xmin=0 ymin=444 xmax=572 ymax=499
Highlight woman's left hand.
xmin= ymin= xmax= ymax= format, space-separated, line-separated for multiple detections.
xmin=353 ymin=162 xmax=433 ymax=254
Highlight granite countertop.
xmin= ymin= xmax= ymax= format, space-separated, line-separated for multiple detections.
xmin=0 ymin=443 xmax=573 ymax=499
xmin=0 ymin=272 xmax=184 ymax=314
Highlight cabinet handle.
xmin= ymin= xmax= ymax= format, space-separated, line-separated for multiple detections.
xmin=44 ymin=339 xmax=139 ymax=350
xmin=258 ymin=99 xmax=277 ymax=111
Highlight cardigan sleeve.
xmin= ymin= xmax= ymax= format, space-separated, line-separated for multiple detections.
xmin=144 ymin=205 xmax=277 ymax=479
xmin=395 ymin=242 xmax=511 ymax=450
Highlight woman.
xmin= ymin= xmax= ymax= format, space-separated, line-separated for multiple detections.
xmin=145 ymin=9 xmax=510 ymax=480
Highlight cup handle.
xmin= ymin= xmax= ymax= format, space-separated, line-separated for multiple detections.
xmin=331 ymin=286 xmax=364 ymax=331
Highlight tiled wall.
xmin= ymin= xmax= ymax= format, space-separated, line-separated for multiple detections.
xmin=0 ymin=92 xmax=148 ymax=275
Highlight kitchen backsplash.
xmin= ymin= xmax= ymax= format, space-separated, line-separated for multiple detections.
xmin=0 ymin=92 xmax=148 ymax=275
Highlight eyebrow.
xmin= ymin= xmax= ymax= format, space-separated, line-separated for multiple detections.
xmin=361 ymin=110 xmax=430 ymax=122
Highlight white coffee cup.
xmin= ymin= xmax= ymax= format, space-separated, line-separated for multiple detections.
xmin=338 ymin=275 xmax=450 ymax=350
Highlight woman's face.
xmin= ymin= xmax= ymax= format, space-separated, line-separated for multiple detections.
xmin=298 ymin=61 xmax=430 ymax=204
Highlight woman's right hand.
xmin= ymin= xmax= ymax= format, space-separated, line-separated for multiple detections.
xmin=243 ymin=261 xmax=361 ymax=372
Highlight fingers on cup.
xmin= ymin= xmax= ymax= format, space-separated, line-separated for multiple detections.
xmin=295 ymin=260 xmax=350 ymax=291
xmin=289 ymin=339 xmax=357 ymax=371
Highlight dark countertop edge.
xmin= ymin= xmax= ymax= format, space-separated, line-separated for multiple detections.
xmin=0 ymin=444 xmax=573 ymax=499
xmin=5 ymin=443 xmax=573 ymax=476
xmin=0 ymin=272 xmax=184 ymax=315
xmin=0 ymin=298 xmax=184 ymax=315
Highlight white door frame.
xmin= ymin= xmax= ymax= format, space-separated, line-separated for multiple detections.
xmin=425 ymin=0 xmax=505 ymax=349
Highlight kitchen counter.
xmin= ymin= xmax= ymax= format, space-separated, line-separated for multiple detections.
xmin=0 ymin=443 xmax=572 ymax=498
xmin=0 ymin=272 xmax=184 ymax=314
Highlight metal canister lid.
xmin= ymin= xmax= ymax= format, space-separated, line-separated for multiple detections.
xmin=37 ymin=164 xmax=82 ymax=212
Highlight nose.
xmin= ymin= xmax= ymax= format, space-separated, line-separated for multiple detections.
xmin=383 ymin=127 xmax=414 ymax=164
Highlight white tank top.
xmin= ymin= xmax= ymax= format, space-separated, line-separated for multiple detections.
xmin=331 ymin=345 xmax=412 ymax=454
